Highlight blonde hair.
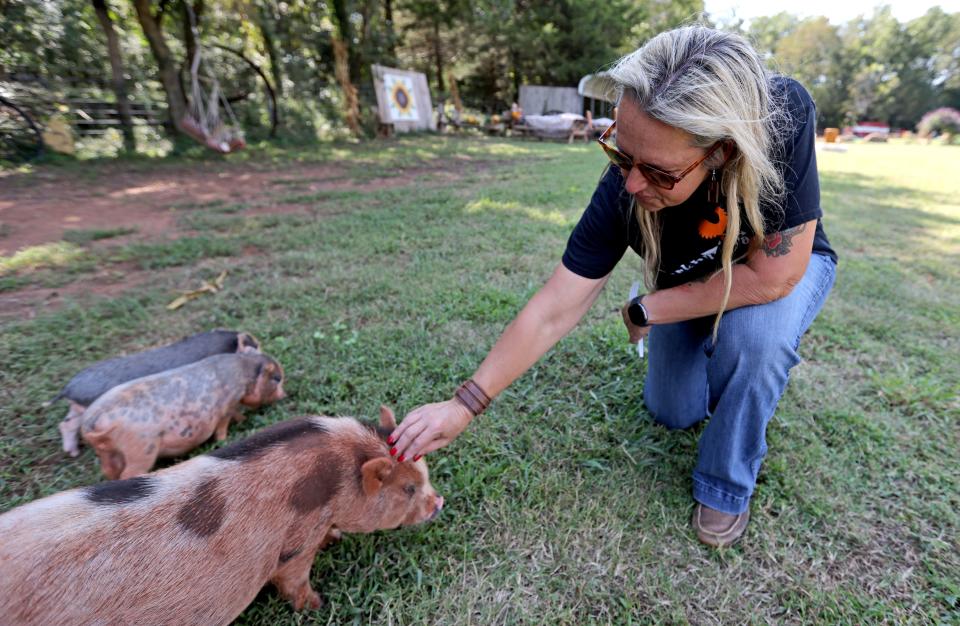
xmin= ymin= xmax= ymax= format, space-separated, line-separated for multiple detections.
xmin=607 ymin=25 xmax=786 ymax=337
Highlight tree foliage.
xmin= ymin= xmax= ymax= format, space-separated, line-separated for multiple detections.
xmin=1 ymin=0 xmax=958 ymax=144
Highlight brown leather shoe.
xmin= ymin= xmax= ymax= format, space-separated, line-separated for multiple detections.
xmin=692 ymin=503 xmax=749 ymax=547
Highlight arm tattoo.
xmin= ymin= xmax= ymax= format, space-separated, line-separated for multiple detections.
xmin=762 ymin=223 xmax=807 ymax=257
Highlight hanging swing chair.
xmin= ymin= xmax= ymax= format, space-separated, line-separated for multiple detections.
xmin=179 ymin=5 xmax=245 ymax=154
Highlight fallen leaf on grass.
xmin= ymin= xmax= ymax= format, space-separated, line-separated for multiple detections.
xmin=166 ymin=270 xmax=227 ymax=310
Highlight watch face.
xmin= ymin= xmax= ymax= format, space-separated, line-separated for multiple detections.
xmin=628 ymin=299 xmax=647 ymax=326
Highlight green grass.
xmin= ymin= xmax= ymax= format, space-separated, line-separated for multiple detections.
xmin=0 ymin=138 xmax=957 ymax=624
xmin=62 ymin=227 xmax=137 ymax=245
xmin=0 ymin=241 xmax=85 ymax=275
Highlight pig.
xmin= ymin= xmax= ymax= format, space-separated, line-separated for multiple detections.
xmin=0 ymin=407 xmax=443 ymax=626
xmin=53 ymin=329 xmax=261 ymax=457
xmin=80 ymin=352 xmax=286 ymax=479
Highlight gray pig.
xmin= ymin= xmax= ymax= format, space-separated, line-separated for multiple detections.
xmin=81 ymin=353 xmax=285 ymax=479
xmin=52 ymin=329 xmax=260 ymax=456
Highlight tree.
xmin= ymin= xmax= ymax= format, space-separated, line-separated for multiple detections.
xmin=909 ymin=8 xmax=960 ymax=111
xmin=746 ymin=12 xmax=799 ymax=60
xmin=329 ymin=0 xmax=361 ymax=135
xmin=775 ymin=17 xmax=846 ymax=128
xmin=398 ymin=0 xmax=470 ymax=94
xmin=131 ymin=0 xmax=188 ymax=135
xmin=91 ymin=0 xmax=137 ymax=152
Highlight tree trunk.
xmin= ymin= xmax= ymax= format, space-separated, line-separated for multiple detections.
xmin=383 ymin=0 xmax=396 ymax=61
xmin=256 ymin=3 xmax=284 ymax=98
xmin=91 ymin=0 xmax=136 ymax=152
xmin=433 ymin=18 xmax=444 ymax=93
xmin=510 ymin=46 xmax=521 ymax=105
xmin=448 ymin=70 xmax=462 ymax=112
xmin=329 ymin=0 xmax=360 ymax=136
xmin=132 ymin=0 xmax=188 ymax=134
xmin=332 ymin=36 xmax=360 ymax=135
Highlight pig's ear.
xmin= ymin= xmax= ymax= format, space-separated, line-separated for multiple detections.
xmin=238 ymin=332 xmax=261 ymax=353
xmin=379 ymin=405 xmax=397 ymax=430
xmin=361 ymin=457 xmax=394 ymax=496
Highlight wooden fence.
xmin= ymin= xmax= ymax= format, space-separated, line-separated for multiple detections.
xmin=67 ymin=99 xmax=166 ymax=136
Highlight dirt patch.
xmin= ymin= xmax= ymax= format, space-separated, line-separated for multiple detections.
xmin=0 ymin=156 xmax=492 ymax=319
xmin=0 ymin=265 xmax=155 ymax=322
xmin=0 ymin=160 xmax=440 ymax=257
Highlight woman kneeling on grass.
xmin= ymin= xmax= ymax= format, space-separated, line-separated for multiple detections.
xmin=390 ymin=25 xmax=838 ymax=547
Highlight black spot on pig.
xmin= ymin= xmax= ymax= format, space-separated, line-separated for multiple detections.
xmin=177 ymin=478 xmax=227 ymax=538
xmin=209 ymin=418 xmax=328 ymax=462
xmin=288 ymin=457 xmax=344 ymax=513
xmin=85 ymin=476 xmax=155 ymax=505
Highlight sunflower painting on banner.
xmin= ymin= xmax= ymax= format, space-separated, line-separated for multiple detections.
xmin=384 ymin=73 xmax=419 ymax=122
xmin=371 ymin=65 xmax=436 ymax=132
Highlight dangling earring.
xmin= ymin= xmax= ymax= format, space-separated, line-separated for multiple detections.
xmin=707 ymin=168 xmax=720 ymax=205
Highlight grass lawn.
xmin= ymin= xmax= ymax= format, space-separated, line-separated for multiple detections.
xmin=1 ymin=137 xmax=958 ymax=624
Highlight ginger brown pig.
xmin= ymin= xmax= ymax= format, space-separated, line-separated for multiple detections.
xmin=0 ymin=407 xmax=442 ymax=625
xmin=55 ymin=329 xmax=261 ymax=457
xmin=80 ymin=352 xmax=285 ymax=479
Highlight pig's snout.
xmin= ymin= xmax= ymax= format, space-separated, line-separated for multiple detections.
xmin=274 ymin=384 xmax=287 ymax=401
xmin=428 ymin=495 xmax=444 ymax=521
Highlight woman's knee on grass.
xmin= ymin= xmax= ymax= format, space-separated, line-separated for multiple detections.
xmin=644 ymin=385 xmax=706 ymax=430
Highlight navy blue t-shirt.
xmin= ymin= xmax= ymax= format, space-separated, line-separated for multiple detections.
xmin=562 ymin=76 xmax=836 ymax=289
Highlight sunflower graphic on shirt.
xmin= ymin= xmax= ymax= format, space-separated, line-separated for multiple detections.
xmin=699 ymin=205 xmax=727 ymax=239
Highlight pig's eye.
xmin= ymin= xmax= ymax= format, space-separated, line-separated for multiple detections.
xmin=271 ymin=375 xmax=282 ymax=383
xmin=403 ymin=484 xmax=416 ymax=497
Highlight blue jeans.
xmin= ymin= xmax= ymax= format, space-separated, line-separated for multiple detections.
xmin=643 ymin=253 xmax=836 ymax=515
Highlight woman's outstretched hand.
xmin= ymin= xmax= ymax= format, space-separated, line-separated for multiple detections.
xmin=388 ymin=398 xmax=474 ymax=462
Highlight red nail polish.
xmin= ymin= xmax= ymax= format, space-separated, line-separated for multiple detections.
xmin=387 ymin=435 xmax=395 ymax=445
xmin=414 ymin=455 xmax=422 ymax=462
xmin=397 ymin=455 xmax=405 ymax=463
xmin=390 ymin=447 xmax=397 ymax=456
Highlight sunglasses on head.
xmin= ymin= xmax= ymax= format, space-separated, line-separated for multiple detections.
xmin=597 ymin=121 xmax=722 ymax=190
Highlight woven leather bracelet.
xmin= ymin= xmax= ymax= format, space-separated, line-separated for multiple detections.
xmin=454 ymin=379 xmax=492 ymax=416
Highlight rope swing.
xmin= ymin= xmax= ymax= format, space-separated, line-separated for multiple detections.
xmin=179 ymin=3 xmax=245 ymax=153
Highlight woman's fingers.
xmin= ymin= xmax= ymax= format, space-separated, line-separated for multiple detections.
xmin=391 ymin=399 xmax=474 ymax=461
xmin=391 ymin=410 xmax=432 ymax=461
xmin=407 ymin=426 xmax=443 ymax=461
xmin=391 ymin=405 xmax=425 ymax=442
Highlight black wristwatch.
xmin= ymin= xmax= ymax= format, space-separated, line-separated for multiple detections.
xmin=627 ymin=295 xmax=650 ymax=327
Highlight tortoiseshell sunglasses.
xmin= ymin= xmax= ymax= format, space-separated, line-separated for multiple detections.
xmin=598 ymin=121 xmax=721 ymax=190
